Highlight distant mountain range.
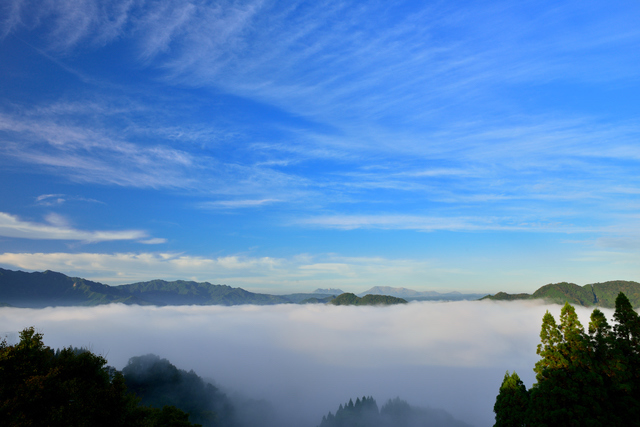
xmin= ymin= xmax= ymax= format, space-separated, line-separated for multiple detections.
xmin=482 ymin=280 xmax=640 ymax=308
xmin=4 ymin=267 xmax=635 ymax=309
xmin=0 ymin=268 xmax=488 ymax=308
xmin=358 ymin=286 xmax=488 ymax=301
xmin=0 ymin=268 xmax=334 ymax=308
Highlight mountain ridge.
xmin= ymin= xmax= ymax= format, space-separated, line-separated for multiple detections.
xmin=0 ymin=268 xmax=290 ymax=307
xmin=482 ymin=280 xmax=640 ymax=308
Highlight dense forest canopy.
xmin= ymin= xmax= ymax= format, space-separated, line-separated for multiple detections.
xmin=317 ymin=396 xmax=471 ymax=427
xmin=123 ymin=354 xmax=236 ymax=427
xmin=483 ymin=281 xmax=640 ymax=308
xmin=0 ymin=327 xmax=199 ymax=427
xmin=494 ymin=292 xmax=640 ymax=426
xmin=328 ymin=293 xmax=408 ymax=306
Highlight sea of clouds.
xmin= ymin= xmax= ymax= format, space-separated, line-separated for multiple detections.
xmin=0 ymin=300 xmax=608 ymax=426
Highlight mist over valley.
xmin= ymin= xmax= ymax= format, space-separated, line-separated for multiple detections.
xmin=1 ymin=0 xmax=640 ymax=425
xmin=0 ymin=300 xmax=606 ymax=426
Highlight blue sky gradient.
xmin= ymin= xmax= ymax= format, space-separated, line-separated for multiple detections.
xmin=1 ymin=0 xmax=639 ymax=293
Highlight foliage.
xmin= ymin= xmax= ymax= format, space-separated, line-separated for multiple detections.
xmin=329 ymin=293 xmax=362 ymax=305
xmin=329 ymin=293 xmax=407 ymax=306
xmin=592 ymin=280 xmax=640 ymax=308
xmin=0 ymin=268 xmax=288 ymax=307
xmin=317 ymin=396 xmax=470 ymax=427
xmin=359 ymin=294 xmax=408 ymax=305
xmin=493 ymin=372 xmax=528 ymax=427
xmin=493 ymin=292 xmax=640 ymax=426
xmin=0 ymin=268 xmax=142 ymax=307
xmin=120 ymin=280 xmax=291 ymax=306
xmin=298 ymin=296 xmax=336 ymax=304
xmin=123 ymin=354 xmax=235 ymax=427
xmin=484 ymin=281 xmax=640 ymax=308
xmin=0 ymin=327 xmax=199 ymax=427
xmin=281 ymin=293 xmax=338 ymax=304
xmin=480 ymin=292 xmax=532 ymax=301
xmin=531 ymin=282 xmax=595 ymax=306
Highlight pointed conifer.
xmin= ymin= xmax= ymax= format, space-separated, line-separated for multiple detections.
xmin=493 ymin=371 xmax=528 ymax=427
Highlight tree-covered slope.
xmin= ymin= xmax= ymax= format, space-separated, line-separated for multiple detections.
xmin=480 ymin=292 xmax=532 ymax=302
xmin=482 ymin=280 xmax=640 ymax=308
xmin=329 ymin=293 xmax=407 ymax=306
xmin=591 ymin=281 xmax=640 ymax=307
xmin=0 ymin=327 xmax=199 ymax=427
xmin=317 ymin=396 xmax=471 ymax=427
xmin=120 ymin=280 xmax=290 ymax=306
xmin=493 ymin=293 xmax=640 ymax=426
xmin=0 ymin=268 xmax=146 ymax=308
xmin=123 ymin=354 xmax=235 ymax=427
xmin=0 ymin=268 xmax=295 ymax=307
xmin=531 ymin=282 xmax=596 ymax=306
xmin=279 ymin=292 xmax=338 ymax=304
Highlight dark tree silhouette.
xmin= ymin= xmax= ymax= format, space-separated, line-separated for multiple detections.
xmin=0 ymin=327 xmax=198 ymax=427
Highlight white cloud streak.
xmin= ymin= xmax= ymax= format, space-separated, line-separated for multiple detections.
xmin=198 ymin=199 xmax=281 ymax=209
xmin=0 ymin=212 xmax=150 ymax=242
xmin=0 ymin=108 xmax=198 ymax=189
xmin=297 ymin=214 xmax=594 ymax=233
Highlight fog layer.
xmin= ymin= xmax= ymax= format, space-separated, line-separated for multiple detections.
xmin=0 ymin=301 xmax=607 ymax=426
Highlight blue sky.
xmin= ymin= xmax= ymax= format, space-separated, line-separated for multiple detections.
xmin=0 ymin=0 xmax=639 ymax=293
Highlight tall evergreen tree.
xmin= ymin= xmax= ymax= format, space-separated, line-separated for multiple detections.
xmin=493 ymin=371 xmax=528 ymax=427
xmin=529 ymin=303 xmax=607 ymax=426
xmin=611 ymin=292 xmax=640 ymax=423
xmin=0 ymin=327 xmax=198 ymax=427
xmin=494 ymin=294 xmax=640 ymax=427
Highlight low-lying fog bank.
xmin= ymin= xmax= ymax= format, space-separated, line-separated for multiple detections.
xmin=0 ymin=300 xmax=608 ymax=427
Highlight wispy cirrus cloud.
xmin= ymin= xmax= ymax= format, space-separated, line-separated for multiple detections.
xmin=5 ymin=1 xmax=640 ymax=128
xmin=296 ymin=214 xmax=594 ymax=233
xmin=0 ymin=0 xmax=136 ymax=48
xmin=0 ymin=212 xmax=155 ymax=243
xmin=35 ymin=194 xmax=104 ymax=206
xmin=198 ymin=198 xmax=281 ymax=209
xmin=0 ymin=107 xmax=198 ymax=188
xmin=0 ymin=97 xmax=310 ymax=198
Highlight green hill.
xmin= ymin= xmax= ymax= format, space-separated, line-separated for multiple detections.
xmin=0 ymin=268 xmax=146 ymax=308
xmin=0 ymin=268 xmax=287 ymax=307
xmin=280 ymin=292 xmax=338 ymax=304
xmin=482 ymin=280 xmax=640 ymax=308
xmin=329 ymin=293 xmax=407 ymax=306
xmin=481 ymin=292 xmax=532 ymax=302
xmin=119 ymin=279 xmax=290 ymax=306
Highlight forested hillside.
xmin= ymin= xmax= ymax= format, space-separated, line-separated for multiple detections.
xmin=0 ymin=328 xmax=199 ymax=427
xmin=0 ymin=268 xmax=319 ymax=307
xmin=328 ymin=293 xmax=407 ymax=306
xmin=482 ymin=280 xmax=640 ymax=308
xmin=120 ymin=279 xmax=290 ymax=306
xmin=0 ymin=268 xmax=146 ymax=307
xmin=493 ymin=292 xmax=640 ymax=426
xmin=317 ymin=396 xmax=470 ymax=427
